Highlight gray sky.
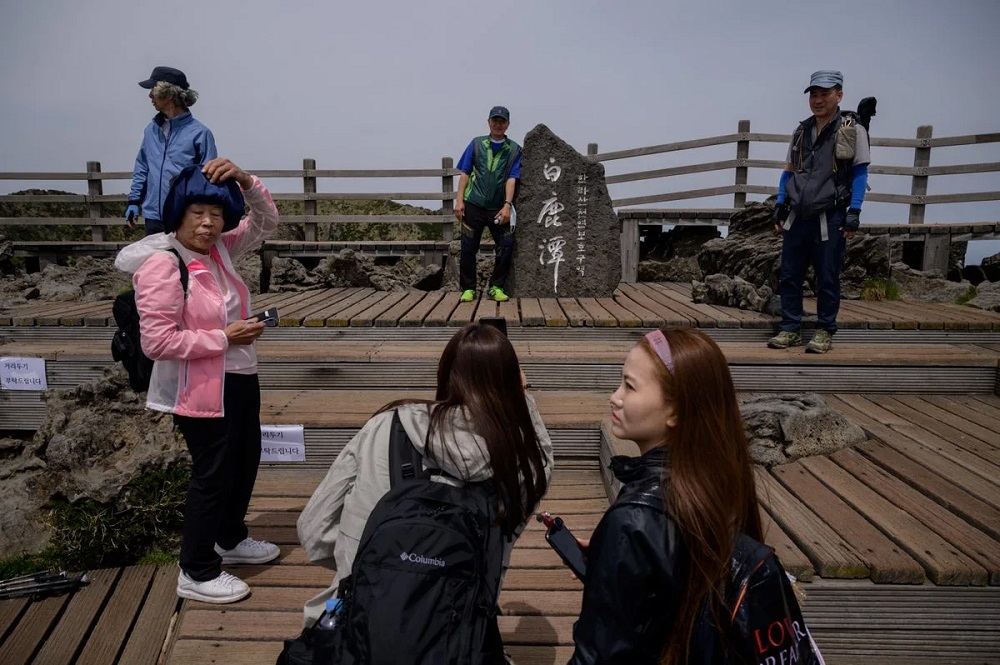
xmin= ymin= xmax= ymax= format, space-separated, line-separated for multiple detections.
xmin=2 ymin=0 xmax=998 ymax=261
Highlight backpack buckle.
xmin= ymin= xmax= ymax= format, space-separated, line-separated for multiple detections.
xmin=401 ymin=462 xmax=415 ymax=480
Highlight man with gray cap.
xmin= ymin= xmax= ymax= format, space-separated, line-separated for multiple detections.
xmin=768 ymin=70 xmax=870 ymax=353
xmin=454 ymin=106 xmax=522 ymax=303
xmin=126 ymin=66 xmax=218 ymax=235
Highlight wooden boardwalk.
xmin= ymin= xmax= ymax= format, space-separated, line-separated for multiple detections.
xmin=3 ymin=283 xmax=1000 ymax=330
xmin=2 ymin=394 xmax=998 ymax=663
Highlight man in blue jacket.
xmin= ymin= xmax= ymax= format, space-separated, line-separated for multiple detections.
xmin=768 ymin=70 xmax=870 ymax=354
xmin=454 ymin=106 xmax=521 ymax=303
xmin=126 ymin=66 xmax=217 ymax=235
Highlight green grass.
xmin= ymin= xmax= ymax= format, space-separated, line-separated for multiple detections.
xmin=954 ymin=285 xmax=977 ymax=306
xmin=0 ymin=551 xmax=62 ymax=580
xmin=859 ymin=278 xmax=901 ymax=301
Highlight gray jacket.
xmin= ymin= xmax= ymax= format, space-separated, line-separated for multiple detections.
xmin=297 ymin=396 xmax=554 ymax=625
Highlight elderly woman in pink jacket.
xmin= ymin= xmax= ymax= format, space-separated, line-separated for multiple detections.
xmin=115 ymin=158 xmax=281 ymax=604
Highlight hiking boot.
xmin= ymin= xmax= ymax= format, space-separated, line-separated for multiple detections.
xmin=215 ymin=537 xmax=280 ymax=565
xmin=177 ymin=570 xmax=250 ymax=604
xmin=488 ymin=286 xmax=509 ymax=302
xmin=805 ymin=329 xmax=833 ymax=354
xmin=460 ymin=289 xmax=476 ymax=302
xmin=767 ymin=330 xmax=802 ymax=349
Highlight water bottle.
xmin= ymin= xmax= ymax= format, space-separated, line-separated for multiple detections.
xmin=313 ymin=597 xmax=343 ymax=663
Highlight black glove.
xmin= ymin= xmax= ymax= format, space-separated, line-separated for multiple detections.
xmin=843 ymin=208 xmax=861 ymax=233
xmin=771 ymin=202 xmax=791 ymax=225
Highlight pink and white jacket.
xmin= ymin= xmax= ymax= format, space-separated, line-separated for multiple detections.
xmin=114 ymin=177 xmax=279 ymax=417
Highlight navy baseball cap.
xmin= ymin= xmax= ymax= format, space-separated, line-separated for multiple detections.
xmin=804 ymin=70 xmax=843 ymax=92
xmin=139 ymin=66 xmax=190 ymax=90
xmin=488 ymin=106 xmax=510 ymax=121
xmin=162 ymin=166 xmax=245 ymax=233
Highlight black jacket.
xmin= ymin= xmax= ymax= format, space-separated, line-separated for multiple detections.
xmin=568 ymin=448 xmax=684 ymax=664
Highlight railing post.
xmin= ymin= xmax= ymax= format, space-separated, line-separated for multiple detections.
xmin=441 ymin=157 xmax=454 ymax=241
xmin=303 ymin=158 xmax=317 ymax=242
xmin=734 ymin=120 xmax=750 ymax=209
xmin=621 ymin=217 xmax=639 ymax=284
xmin=87 ymin=161 xmax=105 ymax=242
xmin=909 ymin=125 xmax=932 ymax=225
xmin=587 ymin=143 xmax=598 ymax=157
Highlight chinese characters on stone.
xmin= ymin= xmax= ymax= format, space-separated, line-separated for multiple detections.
xmin=537 ymin=158 xmax=566 ymax=293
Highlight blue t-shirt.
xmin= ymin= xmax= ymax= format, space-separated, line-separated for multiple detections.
xmin=456 ymin=138 xmax=521 ymax=179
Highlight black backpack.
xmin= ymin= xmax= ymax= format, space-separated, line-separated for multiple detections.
xmin=111 ymin=249 xmax=188 ymax=392
xmin=319 ymin=410 xmax=507 ymax=665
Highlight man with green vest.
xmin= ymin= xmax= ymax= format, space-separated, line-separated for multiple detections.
xmin=454 ymin=106 xmax=522 ymax=302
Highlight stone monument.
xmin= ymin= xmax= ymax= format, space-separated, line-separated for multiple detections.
xmin=509 ymin=124 xmax=620 ymax=297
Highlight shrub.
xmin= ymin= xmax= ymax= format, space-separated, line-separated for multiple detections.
xmin=859 ymin=278 xmax=901 ymax=301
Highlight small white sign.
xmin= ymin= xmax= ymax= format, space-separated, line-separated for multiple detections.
xmin=260 ymin=424 xmax=306 ymax=462
xmin=0 ymin=357 xmax=48 ymax=391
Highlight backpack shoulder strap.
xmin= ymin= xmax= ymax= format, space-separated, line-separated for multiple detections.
xmin=388 ymin=410 xmax=434 ymax=488
xmin=165 ymin=248 xmax=189 ymax=293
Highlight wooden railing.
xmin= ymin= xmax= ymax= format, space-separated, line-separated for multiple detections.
xmin=1 ymin=122 xmax=997 ymax=277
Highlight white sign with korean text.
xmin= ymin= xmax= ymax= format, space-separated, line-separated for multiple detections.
xmin=260 ymin=424 xmax=306 ymax=462
xmin=0 ymin=357 xmax=48 ymax=391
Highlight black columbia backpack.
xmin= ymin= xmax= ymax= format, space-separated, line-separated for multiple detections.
xmin=321 ymin=410 xmax=507 ymax=665
xmin=111 ymin=249 xmax=188 ymax=392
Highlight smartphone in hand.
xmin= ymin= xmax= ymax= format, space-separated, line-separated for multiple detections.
xmin=537 ymin=512 xmax=587 ymax=581
xmin=251 ymin=307 xmax=279 ymax=327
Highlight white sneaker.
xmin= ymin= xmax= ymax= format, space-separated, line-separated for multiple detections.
xmin=176 ymin=570 xmax=250 ymax=604
xmin=214 ymin=537 xmax=281 ymax=564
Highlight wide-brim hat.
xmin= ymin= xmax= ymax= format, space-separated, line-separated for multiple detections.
xmin=162 ymin=166 xmax=245 ymax=233
xmin=139 ymin=66 xmax=189 ymax=90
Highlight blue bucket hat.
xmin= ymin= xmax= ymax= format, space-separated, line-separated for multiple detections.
xmin=162 ymin=165 xmax=245 ymax=233
xmin=804 ymin=70 xmax=843 ymax=92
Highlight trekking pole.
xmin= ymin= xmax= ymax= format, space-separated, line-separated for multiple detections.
xmin=0 ymin=570 xmax=67 ymax=592
xmin=0 ymin=572 xmax=89 ymax=601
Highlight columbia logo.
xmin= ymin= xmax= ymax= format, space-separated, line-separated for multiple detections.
xmin=399 ymin=551 xmax=446 ymax=567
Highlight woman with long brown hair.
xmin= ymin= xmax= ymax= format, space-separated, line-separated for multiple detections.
xmin=298 ymin=322 xmax=552 ymax=659
xmin=569 ymin=326 xmax=763 ymax=664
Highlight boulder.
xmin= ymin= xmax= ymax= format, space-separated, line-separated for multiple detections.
xmin=967 ymin=281 xmax=1000 ymax=312
xmin=740 ymin=393 xmax=867 ymax=467
xmin=890 ymin=262 xmax=972 ymax=302
xmin=692 ymin=274 xmax=776 ymax=314
xmin=0 ymin=367 xmax=188 ymax=557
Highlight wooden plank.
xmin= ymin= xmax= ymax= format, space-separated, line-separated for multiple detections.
xmin=0 ymin=597 xmax=28 ymax=642
xmin=659 ymin=282 xmax=774 ymax=329
xmin=169 ymin=640 xmax=285 ymax=665
xmin=771 ymin=461 xmax=925 ymax=583
xmin=117 ymin=565 xmax=181 ymax=665
xmin=421 ymin=291 xmax=461 ymax=326
xmin=755 ymin=469 xmax=869 ymax=579
xmin=610 ymin=289 xmax=666 ymax=327
xmin=798 ymin=456 xmax=988 ymax=585
xmin=830 ymin=449 xmax=1000 ymax=584
xmin=350 ymin=291 xmax=408 ymax=327
xmin=871 ymin=396 xmax=1000 ymax=466
xmin=642 ymin=282 xmax=727 ymax=328
xmin=31 ymin=568 xmax=119 ymax=664
xmin=575 ymin=298 xmax=618 ymax=327
xmin=537 ymin=298 xmax=568 ymax=327
xmin=0 ymin=594 xmax=71 ymax=665
xmin=275 ymin=288 xmax=345 ymax=326
xmin=595 ymin=297 xmax=641 ymax=327
xmin=757 ymin=507 xmax=815 ymax=581
xmin=858 ymin=442 xmax=1000 ymax=539
xmin=497 ymin=298 xmax=521 ymax=326
xmin=507 ymin=645 xmax=576 ymax=664
xmin=519 ymin=298 xmax=545 ymax=326
xmin=301 ymin=288 xmax=374 ymax=326
xmin=617 ymin=283 xmax=691 ymax=326
xmin=370 ymin=290 xmax=425 ymax=327
xmin=447 ymin=294 xmax=479 ymax=327
xmin=75 ymin=565 xmax=157 ymax=663
xmin=397 ymin=290 xmax=446 ymax=326
xmin=555 ymin=299 xmax=591 ymax=327
xmin=328 ymin=291 xmax=394 ymax=327
xmin=919 ymin=395 xmax=1000 ymax=437
xmin=829 ymin=394 xmax=1000 ymax=503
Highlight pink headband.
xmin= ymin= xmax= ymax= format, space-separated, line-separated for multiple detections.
xmin=644 ymin=330 xmax=675 ymax=374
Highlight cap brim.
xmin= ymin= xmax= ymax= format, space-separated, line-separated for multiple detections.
xmin=139 ymin=79 xmax=157 ymax=89
xmin=489 ymin=115 xmax=509 ymax=121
